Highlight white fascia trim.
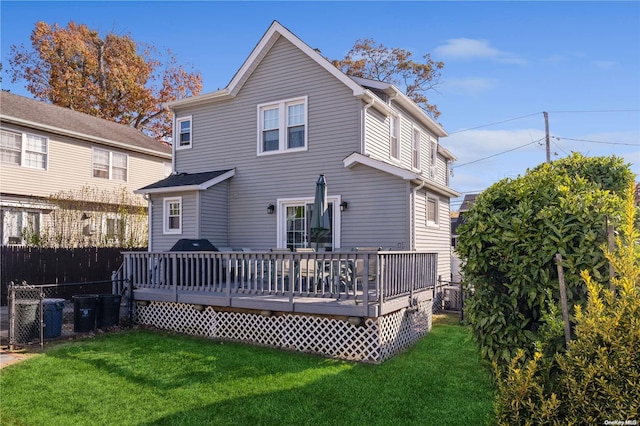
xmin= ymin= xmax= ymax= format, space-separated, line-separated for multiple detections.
xmin=437 ymin=144 xmax=457 ymax=161
xmin=387 ymin=87 xmax=448 ymax=138
xmin=134 ymin=169 xmax=235 ymax=195
xmin=0 ymin=115 xmax=171 ymax=159
xmin=343 ymin=152 xmax=461 ymax=198
xmin=343 ymin=152 xmax=418 ymax=180
xmin=165 ymin=88 xmax=231 ymax=110
xmin=0 ymin=199 xmax=55 ymax=210
xmin=419 ymin=179 xmax=461 ymax=198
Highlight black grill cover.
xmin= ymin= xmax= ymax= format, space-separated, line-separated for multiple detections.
xmin=169 ymin=239 xmax=218 ymax=251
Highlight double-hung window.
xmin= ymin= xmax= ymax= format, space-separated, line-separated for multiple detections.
xmin=412 ymin=128 xmax=421 ymax=170
xmin=430 ymin=139 xmax=438 ymax=178
xmin=92 ymin=148 xmax=128 ymax=181
xmin=426 ymin=195 xmax=439 ymax=227
xmin=390 ymin=115 xmax=400 ymax=160
xmin=1 ymin=129 xmax=48 ymax=170
xmin=163 ymin=197 xmax=182 ymax=234
xmin=258 ymin=97 xmax=307 ymax=155
xmin=176 ymin=116 xmax=192 ymax=149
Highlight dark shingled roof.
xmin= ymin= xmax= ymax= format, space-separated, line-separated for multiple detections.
xmin=139 ymin=170 xmax=234 ymax=191
xmin=0 ymin=91 xmax=171 ymax=156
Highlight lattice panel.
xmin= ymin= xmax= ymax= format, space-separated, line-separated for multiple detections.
xmin=378 ymin=299 xmax=432 ymax=362
xmin=136 ymin=300 xmax=432 ymax=363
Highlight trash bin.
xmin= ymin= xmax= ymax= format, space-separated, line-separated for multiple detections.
xmin=43 ymin=298 xmax=65 ymax=338
xmin=97 ymin=294 xmax=121 ymax=328
xmin=16 ymin=299 xmax=39 ymax=343
xmin=73 ymin=295 xmax=98 ymax=332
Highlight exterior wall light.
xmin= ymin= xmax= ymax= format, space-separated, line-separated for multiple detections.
xmin=340 ymin=201 xmax=348 ymax=212
xmin=267 ymin=204 xmax=275 ymax=214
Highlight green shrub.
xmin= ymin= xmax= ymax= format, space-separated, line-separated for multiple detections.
xmin=457 ymin=153 xmax=633 ymax=365
xmin=493 ymin=181 xmax=640 ymax=425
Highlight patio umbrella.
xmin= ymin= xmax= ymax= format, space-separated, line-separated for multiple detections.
xmin=310 ymin=174 xmax=330 ymax=250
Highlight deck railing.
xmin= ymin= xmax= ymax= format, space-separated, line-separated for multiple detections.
xmin=121 ymin=250 xmax=437 ymax=312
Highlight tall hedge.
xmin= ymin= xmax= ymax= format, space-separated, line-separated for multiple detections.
xmin=456 ymin=153 xmax=634 ymax=365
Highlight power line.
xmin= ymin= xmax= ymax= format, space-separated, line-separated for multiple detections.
xmin=447 ymin=112 xmax=542 ymax=135
xmin=452 ymin=137 xmax=545 ymax=169
xmin=448 ymin=109 xmax=640 ymax=136
xmin=554 ymin=136 xmax=639 ymax=147
xmin=546 ymin=109 xmax=640 ymax=114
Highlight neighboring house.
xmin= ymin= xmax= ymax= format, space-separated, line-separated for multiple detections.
xmin=451 ymin=193 xmax=479 ymax=250
xmin=126 ymin=21 xmax=460 ymax=363
xmin=138 ymin=21 xmax=459 ymax=280
xmin=0 ymin=91 xmax=172 ymax=246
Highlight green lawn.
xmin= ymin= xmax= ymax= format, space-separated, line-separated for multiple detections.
xmin=0 ymin=314 xmax=494 ymax=426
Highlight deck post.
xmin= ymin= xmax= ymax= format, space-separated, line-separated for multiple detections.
xmin=225 ymin=254 xmax=231 ymax=305
xmin=287 ymin=253 xmax=294 ymax=310
xmin=362 ymin=254 xmax=370 ymax=315
xmin=171 ymin=254 xmax=178 ymax=302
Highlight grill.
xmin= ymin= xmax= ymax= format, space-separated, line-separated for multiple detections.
xmin=168 ymin=239 xmax=218 ymax=252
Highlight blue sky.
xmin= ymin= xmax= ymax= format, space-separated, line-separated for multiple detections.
xmin=2 ymin=1 xmax=639 ymax=208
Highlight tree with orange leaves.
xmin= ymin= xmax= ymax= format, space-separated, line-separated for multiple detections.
xmin=8 ymin=21 xmax=202 ymax=140
xmin=331 ymin=39 xmax=444 ymax=119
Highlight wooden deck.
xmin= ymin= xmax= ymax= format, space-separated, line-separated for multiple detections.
xmin=121 ymin=250 xmax=438 ymax=318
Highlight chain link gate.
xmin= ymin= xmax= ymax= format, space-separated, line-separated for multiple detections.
xmin=432 ymin=279 xmax=466 ymax=317
xmin=7 ymin=279 xmax=131 ymax=350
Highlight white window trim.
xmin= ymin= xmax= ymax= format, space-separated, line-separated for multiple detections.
xmin=257 ymin=96 xmax=308 ymax=156
xmin=0 ymin=129 xmax=48 ymax=171
xmin=430 ymin=138 xmax=438 ymax=178
xmin=2 ymin=209 xmax=42 ymax=245
xmin=412 ymin=126 xmax=421 ymax=171
xmin=175 ymin=116 xmax=193 ymax=150
xmin=426 ymin=194 xmax=439 ymax=228
xmin=389 ymin=113 xmax=401 ymax=162
xmin=92 ymin=147 xmax=129 ymax=181
xmin=275 ymin=195 xmax=341 ymax=249
xmin=163 ymin=196 xmax=182 ymax=235
xmin=103 ymin=213 xmax=127 ymax=243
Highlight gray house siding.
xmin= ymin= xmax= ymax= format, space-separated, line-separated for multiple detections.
xmin=363 ymin=102 xmax=446 ymax=186
xmin=414 ymin=189 xmax=451 ymax=279
xmin=150 ymin=191 xmax=198 ymax=251
xmin=339 ymin=164 xmax=411 ymax=250
xmin=199 ymin=182 xmax=230 ymax=247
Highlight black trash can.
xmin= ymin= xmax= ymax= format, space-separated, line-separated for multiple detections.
xmin=97 ymin=294 xmax=121 ymax=328
xmin=43 ymin=298 xmax=65 ymax=338
xmin=73 ymin=295 xmax=98 ymax=332
xmin=16 ymin=299 xmax=39 ymax=343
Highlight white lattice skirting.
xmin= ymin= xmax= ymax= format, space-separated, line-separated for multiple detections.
xmin=136 ymin=300 xmax=432 ymax=363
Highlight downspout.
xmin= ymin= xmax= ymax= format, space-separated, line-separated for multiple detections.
xmin=361 ymin=97 xmax=375 ymax=155
xmin=143 ymin=194 xmax=152 ymax=250
xmin=411 ymin=179 xmax=426 ymax=251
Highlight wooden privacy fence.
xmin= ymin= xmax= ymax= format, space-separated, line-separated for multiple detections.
xmin=1 ymin=246 xmax=144 ymax=305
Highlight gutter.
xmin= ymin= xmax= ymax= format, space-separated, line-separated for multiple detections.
xmin=361 ymin=97 xmax=375 ymax=155
xmin=411 ymin=180 xmax=427 ymax=251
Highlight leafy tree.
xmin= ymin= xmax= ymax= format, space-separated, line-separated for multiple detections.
xmin=331 ymin=39 xmax=444 ymax=119
xmin=456 ymin=153 xmax=634 ymax=365
xmin=8 ymin=21 xmax=202 ymax=140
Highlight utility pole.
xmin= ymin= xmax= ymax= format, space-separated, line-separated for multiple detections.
xmin=544 ymin=111 xmax=551 ymax=163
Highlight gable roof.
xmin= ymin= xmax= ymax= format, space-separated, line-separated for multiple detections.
xmin=165 ymin=21 xmax=447 ymax=137
xmin=0 ymin=91 xmax=171 ymax=158
xmin=135 ymin=169 xmax=235 ymax=194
